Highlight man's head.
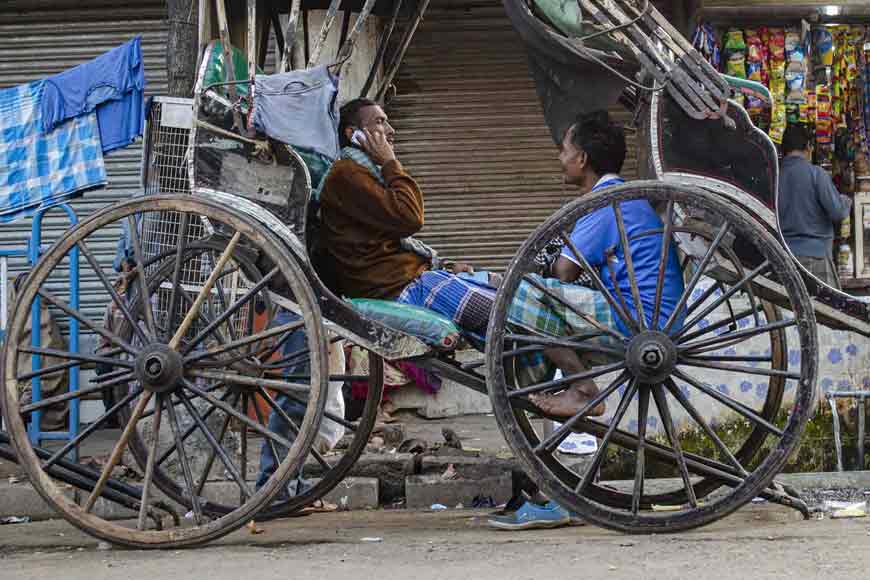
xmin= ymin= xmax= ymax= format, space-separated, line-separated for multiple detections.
xmin=339 ymin=98 xmax=395 ymax=148
xmin=559 ymin=111 xmax=626 ymax=188
xmin=782 ymin=123 xmax=813 ymax=157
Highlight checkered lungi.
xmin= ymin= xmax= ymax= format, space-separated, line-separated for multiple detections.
xmin=397 ymin=270 xmax=614 ymax=339
xmin=0 ymin=80 xmax=106 ymax=223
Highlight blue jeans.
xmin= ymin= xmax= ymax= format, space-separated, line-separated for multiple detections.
xmin=255 ymin=310 xmax=312 ymax=498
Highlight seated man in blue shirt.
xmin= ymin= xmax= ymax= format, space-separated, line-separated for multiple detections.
xmin=528 ymin=111 xmax=685 ymax=418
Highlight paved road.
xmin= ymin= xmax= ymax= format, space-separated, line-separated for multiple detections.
xmin=2 ymin=505 xmax=869 ymax=580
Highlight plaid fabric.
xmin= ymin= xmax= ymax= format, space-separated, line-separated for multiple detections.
xmin=397 ymin=271 xmax=614 ymax=339
xmin=0 ymin=81 xmax=106 ymax=223
xmin=508 ymin=274 xmax=614 ymax=337
xmin=397 ymin=270 xmax=495 ymax=335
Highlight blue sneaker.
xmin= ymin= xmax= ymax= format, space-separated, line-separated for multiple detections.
xmin=488 ymin=500 xmax=571 ymax=530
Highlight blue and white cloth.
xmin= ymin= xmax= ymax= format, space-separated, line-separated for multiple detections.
xmin=0 ymin=80 xmax=106 ymax=224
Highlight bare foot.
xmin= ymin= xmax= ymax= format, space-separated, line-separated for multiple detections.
xmin=531 ymin=382 xmax=605 ymax=418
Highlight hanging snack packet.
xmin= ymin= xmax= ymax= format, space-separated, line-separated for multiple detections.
xmin=768 ymin=29 xmax=786 ymax=61
xmin=725 ymin=29 xmax=747 ymax=52
xmin=786 ymin=71 xmax=807 ymax=103
xmin=727 ymin=53 xmax=747 ymax=78
xmin=813 ymin=27 xmax=834 ymax=67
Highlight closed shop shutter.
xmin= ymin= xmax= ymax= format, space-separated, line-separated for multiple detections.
xmin=389 ymin=0 xmax=675 ymax=271
xmin=0 ymin=1 xmax=168 ymax=324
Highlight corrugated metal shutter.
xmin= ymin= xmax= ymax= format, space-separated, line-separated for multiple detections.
xmin=389 ymin=0 xmax=676 ymax=271
xmin=0 ymin=1 xmax=168 ymax=324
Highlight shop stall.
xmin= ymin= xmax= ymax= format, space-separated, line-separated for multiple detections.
xmin=692 ymin=1 xmax=870 ymax=290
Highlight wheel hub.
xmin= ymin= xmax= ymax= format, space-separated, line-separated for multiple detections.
xmin=626 ymin=331 xmax=677 ymax=384
xmin=135 ymin=344 xmax=184 ymax=394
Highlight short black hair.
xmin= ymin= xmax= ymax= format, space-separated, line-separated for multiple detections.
xmin=782 ymin=123 xmax=812 ymax=155
xmin=339 ymin=98 xmax=378 ymax=148
xmin=568 ymin=111 xmax=627 ymax=176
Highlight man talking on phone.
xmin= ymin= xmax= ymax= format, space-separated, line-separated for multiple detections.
xmin=315 ymin=98 xmax=473 ymax=301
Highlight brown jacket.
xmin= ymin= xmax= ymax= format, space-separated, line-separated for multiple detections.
xmin=317 ymin=158 xmax=429 ymax=299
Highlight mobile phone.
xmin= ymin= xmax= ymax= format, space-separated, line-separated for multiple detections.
xmin=351 ymin=129 xmax=367 ymax=147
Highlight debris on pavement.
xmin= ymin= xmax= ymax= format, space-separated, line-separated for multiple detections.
xmin=440 ymin=463 xmax=459 ymax=481
xmin=430 ymin=503 xmax=448 ymax=510
xmin=360 ymin=537 xmax=383 ymax=543
xmin=247 ymin=520 xmax=265 ymax=534
xmin=831 ymin=502 xmax=868 ymax=519
xmin=0 ymin=516 xmax=31 ymax=525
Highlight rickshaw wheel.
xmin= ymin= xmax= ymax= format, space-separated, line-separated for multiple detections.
xmin=1 ymin=195 xmax=328 ymax=548
xmin=117 ymin=244 xmax=384 ymax=521
xmin=486 ymin=181 xmax=817 ymax=534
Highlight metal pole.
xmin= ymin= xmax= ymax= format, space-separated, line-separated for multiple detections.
xmin=858 ymin=396 xmax=866 ymax=471
xmin=307 ymin=0 xmax=342 ymax=67
xmin=376 ymin=0 xmax=431 ymax=102
xmin=828 ymin=395 xmax=844 ymax=473
xmin=281 ymin=0 xmax=302 ymax=72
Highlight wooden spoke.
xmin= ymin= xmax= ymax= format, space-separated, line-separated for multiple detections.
xmin=576 ymin=380 xmax=639 ymax=494
xmin=504 ymin=333 xmax=625 ymax=359
xmin=650 ymin=200 xmax=674 ymax=329
xmin=42 ymin=388 xmax=142 ymax=470
xmin=194 ymin=393 xmax=238 ymax=498
xmin=78 ymin=240 xmax=150 ymax=344
xmin=165 ymin=212 xmax=190 ymax=342
xmin=255 ymin=387 xmax=331 ymax=472
xmin=182 ymin=379 xmax=295 ymax=449
xmin=662 ymin=222 xmax=730 ymax=334
xmin=509 ymin=362 xmax=625 ymax=399
xmin=679 ymin=358 xmax=799 ymax=380
xmin=138 ymin=393 xmax=164 ymax=530
xmin=652 ymin=385 xmax=697 ymax=507
xmin=613 ymin=202 xmax=647 ymax=330
xmin=164 ymin=392 xmax=204 ymax=524
xmin=560 ymin=230 xmax=639 ymax=334
xmin=187 ymin=369 xmax=311 ymax=394
xmin=155 ymin=389 xmax=232 ymax=467
xmin=125 ymin=215 xmax=158 ymax=337
xmin=182 ymin=266 xmax=280 ymax=354
xmin=678 ymin=318 xmax=797 ymax=355
xmin=533 ymin=371 xmax=630 ymax=455
xmin=169 ymin=231 xmax=241 ymax=350
xmin=177 ymin=389 xmax=253 ymax=501
xmin=678 ymin=305 xmax=763 ymax=343
xmin=674 ymin=261 xmax=772 ymax=340
xmin=38 ymin=288 xmax=137 ymax=354
xmin=185 ymin=319 xmax=305 ymax=364
xmin=663 ymin=379 xmax=747 ymax=476
xmin=19 ymin=378 xmax=133 ymax=415
xmin=84 ymin=392 xmax=153 ymax=513
xmin=632 ymin=385 xmax=651 ymax=514
xmin=673 ymin=369 xmax=784 ymax=437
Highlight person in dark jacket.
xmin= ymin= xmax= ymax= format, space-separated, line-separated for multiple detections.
xmin=778 ymin=124 xmax=852 ymax=289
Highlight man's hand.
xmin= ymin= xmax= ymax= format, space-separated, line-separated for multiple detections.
xmin=362 ymin=129 xmax=397 ymax=166
xmin=449 ymin=262 xmax=475 ymax=274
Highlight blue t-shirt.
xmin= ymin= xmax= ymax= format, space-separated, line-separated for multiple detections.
xmin=40 ymin=37 xmax=145 ymax=154
xmin=561 ymin=178 xmax=685 ymax=334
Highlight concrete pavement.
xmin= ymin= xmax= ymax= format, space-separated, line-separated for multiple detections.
xmin=1 ymin=504 xmax=869 ymax=580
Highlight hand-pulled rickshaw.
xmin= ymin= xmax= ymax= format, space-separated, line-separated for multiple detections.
xmin=3 ymin=0 xmax=860 ymax=548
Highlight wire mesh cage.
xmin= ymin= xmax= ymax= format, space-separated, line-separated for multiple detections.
xmin=138 ymin=97 xmax=255 ymax=342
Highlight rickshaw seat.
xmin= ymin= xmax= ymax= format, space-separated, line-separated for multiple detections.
xmin=347 ymin=298 xmax=463 ymax=350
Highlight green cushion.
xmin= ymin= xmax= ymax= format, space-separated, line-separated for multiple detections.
xmin=347 ymin=298 xmax=461 ymax=350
